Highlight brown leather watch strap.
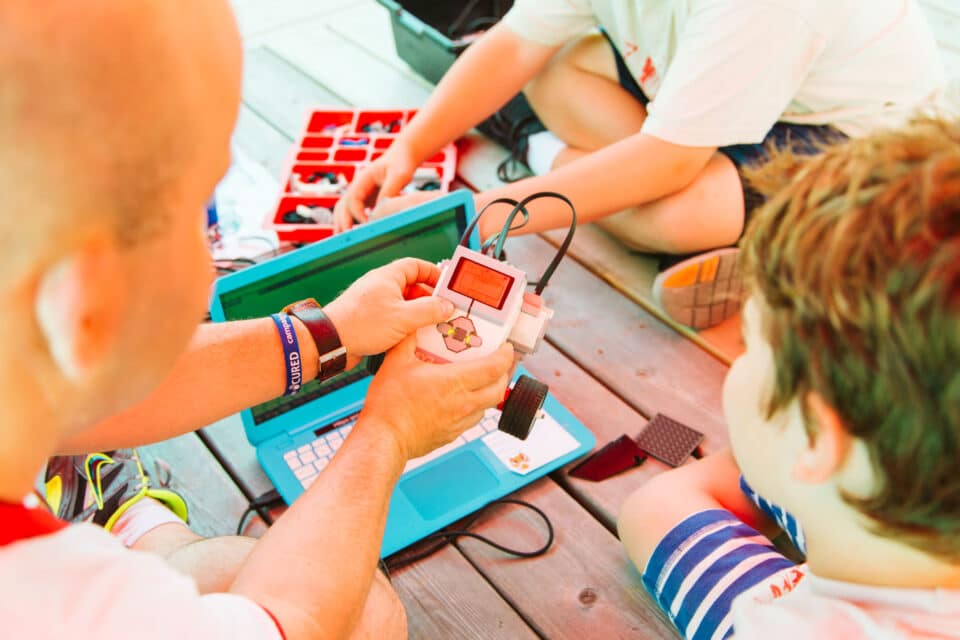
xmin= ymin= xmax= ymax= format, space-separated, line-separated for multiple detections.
xmin=283 ymin=298 xmax=347 ymax=381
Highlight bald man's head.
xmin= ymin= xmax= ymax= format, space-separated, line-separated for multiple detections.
xmin=0 ymin=0 xmax=241 ymax=272
xmin=0 ymin=1 xmax=242 ymax=436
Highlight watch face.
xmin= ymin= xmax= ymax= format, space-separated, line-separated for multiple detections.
xmin=287 ymin=298 xmax=320 ymax=313
xmin=447 ymin=257 xmax=515 ymax=310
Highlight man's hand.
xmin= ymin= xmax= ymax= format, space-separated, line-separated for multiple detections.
xmin=324 ymin=258 xmax=454 ymax=360
xmin=361 ymin=334 xmax=514 ymax=460
xmin=334 ymin=143 xmax=419 ymax=233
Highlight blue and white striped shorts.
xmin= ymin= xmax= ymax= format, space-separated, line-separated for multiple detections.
xmin=640 ymin=478 xmax=806 ymax=640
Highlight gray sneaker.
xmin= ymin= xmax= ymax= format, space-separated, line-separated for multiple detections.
xmin=652 ymin=248 xmax=745 ymax=330
xmin=42 ymin=449 xmax=188 ymax=530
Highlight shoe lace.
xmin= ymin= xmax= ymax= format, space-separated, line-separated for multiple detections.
xmin=82 ymin=452 xmax=149 ymax=510
xmin=83 ymin=453 xmax=114 ymax=510
xmin=152 ymin=458 xmax=173 ymax=488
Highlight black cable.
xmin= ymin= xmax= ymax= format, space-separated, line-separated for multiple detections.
xmin=446 ymin=0 xmax=483 ymax=37
xmin=458 ymin=192 xmax=577 ymax=295
xmin=234 ymin=493 xmax=552 ymax=577
xmin=518 ymin=192 xmax=577 ymax=294
xmin=462 ymin=16 xmax=499 ymax=34
xmin=460 ymin=196 xmax=531 ymax=255
xmin=384 ymin=498 xmax=554 ymax=573
xmin=236 ymin=488 xmax=284 ymax=535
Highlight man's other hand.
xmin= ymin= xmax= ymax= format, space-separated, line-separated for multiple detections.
xmin=333 ymin=143 xmax=419 ymax=233
xmin=325 ymin=258 xmax=454 ymax=359
xmin=362 ymin=334 xmax=514 ymax=460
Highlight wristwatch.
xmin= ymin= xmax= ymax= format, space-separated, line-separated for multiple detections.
xmin=283 ymin=298 xmax=347 ymax=381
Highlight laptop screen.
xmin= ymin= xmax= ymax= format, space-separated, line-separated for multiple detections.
xmin=218 ymin=203 xmax=468 ymax=425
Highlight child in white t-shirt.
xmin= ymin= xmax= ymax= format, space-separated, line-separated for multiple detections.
xmin=618 ymin=117 xmax=960 ymax=639
xmin=338 ymin=0 xmax=946 ymax=330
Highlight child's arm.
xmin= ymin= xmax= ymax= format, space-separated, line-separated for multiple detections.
xmin=54 ymin=259 xmax=453 ymax=453
xmin=621 ymin=451 xmax=805 ymax=640
xmin=618 ymin=449 xmax=779 ymax=571
xmin=399 ymin=23 xmax=558 ymax=173
xmin=336 ymin=24 xmax=559 ymax=228
xmin=474 ymin=133 xmax=717 ymax=240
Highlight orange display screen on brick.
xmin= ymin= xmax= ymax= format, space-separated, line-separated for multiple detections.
xmin=449 ymin=258 xmax=514 ymax=310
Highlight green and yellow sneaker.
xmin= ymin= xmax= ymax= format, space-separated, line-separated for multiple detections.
xmin=42 ymin=449 xmax=187 ymax=531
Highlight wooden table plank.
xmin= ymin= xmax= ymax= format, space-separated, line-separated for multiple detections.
xmin=200 ymin=344 xmax=680 ymax=639
xmin=229 ymin=28 xmax=727 ymax=639
xmin=234 ymin=105 xmax=295 ymax=178
xmin=543 ymin=226 xmax=742 ymax=364
xmin=455 ymin=479 xmax=676 ymax=640
xmin=243 ymin=47 xmax=348 ymax=139
xmin=322 ymin=1 xmax=432 ymax=80
xmin=524 ymin=345 xmax=678 ymax=531
xmin=446 ymin=94 xmax=746 ymax=364
xmin=390 ymin=545 xmax=540 ymax=640
xmin=201 ymin=417 xmax=545 ymax=640
xmin=231 ymin=0 xmax=359 ymax=42
xmin=507 ymin=234 xmax=729 ymax=440
xmin=139 ymin=433 xmax=266 ymax=538
xmin=266 ymin=29 xmax=430 ymax=107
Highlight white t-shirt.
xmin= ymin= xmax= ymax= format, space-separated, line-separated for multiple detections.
xmin=0 ymin=523 xmax=283 ymax=640
xmin=732 ymin=567 xmax=960 ymax=638
xmin=502 ymin=0 xmax=947 ymax=146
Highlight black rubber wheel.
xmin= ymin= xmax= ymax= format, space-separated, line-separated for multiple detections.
xmin=499 ymin=375 xmax=548 ymax=440
xmin=365 ymin=353 xmax=386 ymax=376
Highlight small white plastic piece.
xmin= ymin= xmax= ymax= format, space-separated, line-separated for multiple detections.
xmin=412 ymin=167 xmax=441 ymax=181
xmin=295 ymin=204 xmax=334 ymax=224
xmin=508 ymin=304 xmax=554 ymax=354
xmin=289 ymin=172 xmax=347 ymax=196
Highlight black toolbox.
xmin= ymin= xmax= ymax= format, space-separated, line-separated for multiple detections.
xmin=376 ymin=0 xmax=514 ymax=84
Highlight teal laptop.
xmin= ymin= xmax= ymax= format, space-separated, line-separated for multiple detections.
xmin=209 ymin=190 xmax=595 ymax=557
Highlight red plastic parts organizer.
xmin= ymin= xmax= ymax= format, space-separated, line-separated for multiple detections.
xmin=267 ymin=108 xmax=457 ymax=243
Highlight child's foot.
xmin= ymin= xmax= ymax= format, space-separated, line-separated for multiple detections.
xmin=652 ymin=248 xmax=744 ymax=330
xmin=476 ymin=93 xmax=545 ymax=182
xmin=42 ymin=449 xmax=188 ymax=531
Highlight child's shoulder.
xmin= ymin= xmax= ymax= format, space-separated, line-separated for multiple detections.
xmin=732 ymin=571 xmax=960 ymax=639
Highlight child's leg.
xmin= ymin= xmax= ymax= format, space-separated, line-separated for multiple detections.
xmin=619 ymin=451 xmax=799 ymax=640
xmin=130 ymin=520 xmax=256 ymax=593
xmin=590 ymin=154 xmax=745 ymax=254
xmin=133 ymin=523 xmax=408 ymax=639
xmin=524 ymin=31 xmax=648 ymax=153
xmin=521 ymin=32 xmax=745 ymax=255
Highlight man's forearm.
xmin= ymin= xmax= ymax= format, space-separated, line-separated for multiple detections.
xmin=229 ymin=418 xmax=405 ymax=640
xmin=477 ymin=134 xmax=716 ymax=239
xmin=400 ymin=24 xmax=557 ymax=163
xmin=57 ymin=318 xmax=338 ymax=453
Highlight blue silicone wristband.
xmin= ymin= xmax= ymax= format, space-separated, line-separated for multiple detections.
xmin=270 ymin=313 xmax=303 ymax=396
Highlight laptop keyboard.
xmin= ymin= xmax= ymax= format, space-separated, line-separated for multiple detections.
xmin=282 ymin=409 xmax=504 ymax=490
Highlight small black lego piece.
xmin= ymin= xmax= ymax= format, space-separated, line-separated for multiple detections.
xmin=306 ymin=171 xmax=337 ymax=184
xmin=282 ymin=210 xmax=313 ymax=225
xmin=361 ymin=119 xmax=403 ymax=134
xmin=634 ymin=414 xmax=704 ymax=467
